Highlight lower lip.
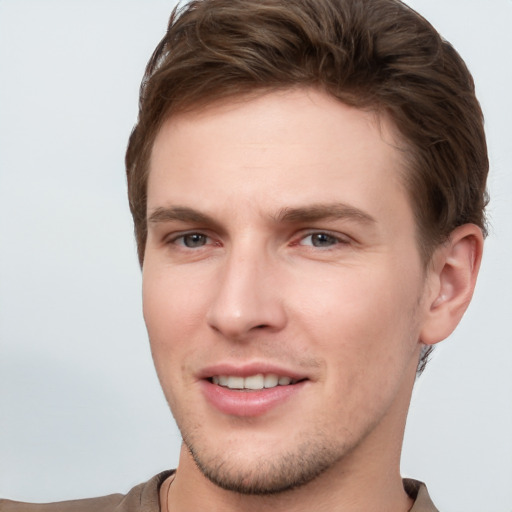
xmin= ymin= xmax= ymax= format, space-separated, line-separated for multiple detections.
xmin=200 ymin=380 xmax=307 ymax=417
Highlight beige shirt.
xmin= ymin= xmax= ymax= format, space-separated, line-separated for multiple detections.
xmin=0 ymin=471 xmax=439 ymax=511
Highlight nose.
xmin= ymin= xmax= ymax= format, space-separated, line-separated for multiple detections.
xmin=206 ymin=245 xmax=287 ymax=340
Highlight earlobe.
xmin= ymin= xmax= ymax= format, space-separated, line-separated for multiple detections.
xmin=420 ymin=224 xmax=484 ymax=346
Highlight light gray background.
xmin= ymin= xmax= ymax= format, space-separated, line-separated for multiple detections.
xmin=0 ymin=1 xmax=511 ymax=510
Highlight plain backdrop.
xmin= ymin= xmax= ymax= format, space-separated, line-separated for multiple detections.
xmin=0 ymin=1 xmax=511 ymax=510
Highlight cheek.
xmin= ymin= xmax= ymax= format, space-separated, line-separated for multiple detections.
xmin=293 ymin=268 xmax=422 ymax=429
xmin=142 ymin=268 xmax=210 ymax=392
xmin=289 ymin=263 xmax=422 ymax=368
xmin=143 ymin=265 xmax=208 ymax=336
xmin=293 ymin=265 xmax=408 ymax=323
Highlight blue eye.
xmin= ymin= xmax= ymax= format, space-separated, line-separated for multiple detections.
xmin=300 ymin=232 xmax=342 ymax=248
xmin=179 ymin=233 xmax=208 ymax=248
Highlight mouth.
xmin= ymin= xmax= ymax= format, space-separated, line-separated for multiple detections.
xmin=209 ymin=373 xmax=304 ymax=390
xmin=199 ymin=364 xmax=309 ymax=416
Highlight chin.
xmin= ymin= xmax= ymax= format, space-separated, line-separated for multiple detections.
xmin=184 ymin=431 xmax=349 ymax=495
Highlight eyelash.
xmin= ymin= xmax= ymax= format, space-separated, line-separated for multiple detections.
xmin=168 ymin=232 xmax=214 ymax=249
xmin=294 ymin=230 xmax=351 ymax=249
xmin=167 ymin=230 xmax=350 ymax=251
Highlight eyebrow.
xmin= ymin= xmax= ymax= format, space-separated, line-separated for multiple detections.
xmin=273 ymin=203 xmax=376 ymax=225
xmin=148 ymin=203 xmax=376 ymax=227
xmin=148 ymin=206 xmax=217 ymax=226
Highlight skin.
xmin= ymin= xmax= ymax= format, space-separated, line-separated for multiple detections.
xmin=142 ymin=88 xmax=483 ymax=512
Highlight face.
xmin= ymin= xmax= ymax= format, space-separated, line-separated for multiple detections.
xmin=143 ymin=89 xmax=430 ymax=494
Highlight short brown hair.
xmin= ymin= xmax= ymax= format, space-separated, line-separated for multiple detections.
xmin=126 ymin=0 xmax=488 ymax=269
xmin=126 ymin=0 xmax=488 ymax=259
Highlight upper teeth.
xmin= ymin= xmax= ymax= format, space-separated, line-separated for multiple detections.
xmin=212 ymin=374 xmax=297 ymax=390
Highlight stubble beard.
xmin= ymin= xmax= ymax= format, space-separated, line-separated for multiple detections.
xmin=181 ymin=428 xmax=352 ymax=496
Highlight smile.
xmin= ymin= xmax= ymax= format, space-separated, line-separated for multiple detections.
xmin=210 ymin=374 xmax=299 ymax=390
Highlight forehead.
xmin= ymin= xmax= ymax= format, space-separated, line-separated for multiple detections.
xmin=148 ymin=88 xmax=409 ymax=223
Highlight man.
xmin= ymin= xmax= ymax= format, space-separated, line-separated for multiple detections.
xmin=1 ymin=0 xmax=488 ymax=510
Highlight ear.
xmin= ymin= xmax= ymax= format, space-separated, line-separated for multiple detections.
xmin=420 ymin=224 xmax=484 ymax=346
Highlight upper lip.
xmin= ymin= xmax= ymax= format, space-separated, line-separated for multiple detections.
xmin=197 ymin=362 xmax=309 ymax=381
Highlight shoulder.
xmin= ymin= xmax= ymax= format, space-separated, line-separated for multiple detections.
xmin=0 ymin=493 xmax=124 ymax=512
xmin=404 ymin=479 xmax=440 ymax=512
xmin=0 ymin=470 xmax=175 ymax=512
